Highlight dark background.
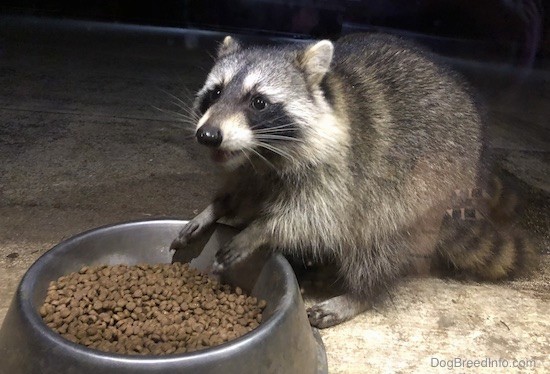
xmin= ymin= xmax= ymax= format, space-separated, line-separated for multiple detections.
xmin=0 ymin=0 xmax=548 ymax=67
xmin=0 ymin=3 xmax=548 ymax=371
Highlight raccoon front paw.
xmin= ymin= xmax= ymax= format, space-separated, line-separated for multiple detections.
xmin=212 ymin=242 xmax=248 ymax=274
xmin=170 ymin=221 xmax=201 ymax=251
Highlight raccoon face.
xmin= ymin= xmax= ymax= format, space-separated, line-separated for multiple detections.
xmin=193 ymin=36 xmax=339 ymax=171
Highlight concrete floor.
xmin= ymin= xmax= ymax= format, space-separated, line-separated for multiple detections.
xmin=0 ymin=17 xmax=548 ymax=373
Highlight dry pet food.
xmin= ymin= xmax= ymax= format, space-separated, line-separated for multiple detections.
xmin=40 ymin=263 xmax=267 ymax=355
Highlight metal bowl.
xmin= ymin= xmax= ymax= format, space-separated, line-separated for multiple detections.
xmin=0 ymin=220 xmax=327 ymax=374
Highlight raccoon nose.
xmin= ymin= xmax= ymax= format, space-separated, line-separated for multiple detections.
xmin=196 ymin=125 xmax=223 ymax=147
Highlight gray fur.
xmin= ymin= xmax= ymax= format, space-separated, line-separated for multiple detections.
xmin=173 ymin=33 xmax=485 ymax=328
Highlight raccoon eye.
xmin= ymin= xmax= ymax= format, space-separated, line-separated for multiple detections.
xmin=199 ymin=86 xmax=223 ymax=114
xmin=251 ymin=96 xmax=267 ymax=111
xmin=209 ymin=86 xmax=222 ymax=102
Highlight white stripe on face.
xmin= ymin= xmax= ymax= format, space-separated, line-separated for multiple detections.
xmin=219 ymin=112 xmax=252 ymax=151
xmin=196 ymin=109 xmax=211 ymax=130
xmin=242 ymin=71 xmax=261 ymax=92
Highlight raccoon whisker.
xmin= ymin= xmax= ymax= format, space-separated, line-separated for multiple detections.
xmin=247 ymin=147 xmax=277 ymax=171
xmin=158 ymin=88 xmax=193 ymax=108
xmin=206 ymin=50 xmax=216 ymax=62
xmin=152 ymin=103 xmax=198 ymax=122
xmin=252 ymin=126 xmax=301 ymax=135
xmin=252 ymin=127 xmax=301 ymax=137
xmin=151 ymin=106 xmax=197 ymax=132
xmin=254 ymin=135 xmax=303 ymax=143
xmin=249 ymin=117 xmax=293 ymax=128
xmin=176 ymin=120 xmax=198 ymax=133
xmin=250 ymin=122 xmax=299 ymax=132
xmin=151 ymin=105 xmax=187 ymax=119
xmin=252 ymin=123 xmax=303 ymax=133
xmin=165 ymin=99 xmax=195 ymax=116
xmin=256 ymin=142 xmax=294 ymax=158
xmin=166 ymin=101 xmax=199 ymax=122
xmin=174 ymin=103 xmax=199 ymax=120
xmin=157 ymin=88 xmax=199 ymax=120
xmin=241 ymin=150 xmax=258 ymax=173
xmin=255 ymin=142 xmax=296 ymax=163
xmin=178 ymin=85 xmax=196 ymax=98
xmin=165 ymin=97 xmax=190 ymax=112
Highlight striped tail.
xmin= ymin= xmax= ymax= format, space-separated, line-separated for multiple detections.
xmin=435 ymin=177 xmax=539 ymax=281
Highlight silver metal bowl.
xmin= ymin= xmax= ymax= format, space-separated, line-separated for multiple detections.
xmin=0 ymin=220 xmax=327 ymax=374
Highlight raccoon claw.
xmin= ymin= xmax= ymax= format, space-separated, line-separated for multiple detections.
xmin=212 ymin=245 xmax=247 ymax=274
xmin=170 ymin=221 xmax=200 ymax=251
xmin=211 ymin=260 xmax=225 ymax=274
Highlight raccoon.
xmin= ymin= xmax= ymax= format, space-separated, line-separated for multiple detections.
xmin=171 ymin=33 xmax=538 ymax=328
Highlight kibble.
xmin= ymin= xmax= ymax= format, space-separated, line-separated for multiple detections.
xmin=40 ymin=263 xmax=266 ymax=355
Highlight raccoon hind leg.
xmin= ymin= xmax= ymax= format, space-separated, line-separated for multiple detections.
xmin=307 ymin=294 xmax=370 ymax=329
xmin=307 ymin=238 xmax=407 ymax=328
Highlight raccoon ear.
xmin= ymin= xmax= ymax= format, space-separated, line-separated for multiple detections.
xmin=217 ymin=36 xmax=241 ymax=58
xmin=298 ymin=40 xmax=334 ymax=86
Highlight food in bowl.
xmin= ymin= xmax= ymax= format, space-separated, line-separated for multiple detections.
xmin=40 ymin=262 xmax=266 ymax=355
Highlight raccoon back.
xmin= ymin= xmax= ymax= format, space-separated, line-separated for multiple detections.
xmin=326 ymin=33 xmax=483 ymax=234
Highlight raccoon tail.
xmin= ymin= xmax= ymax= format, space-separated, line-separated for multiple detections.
xmin=434 ymin=181 xmax=539 ymax=281
xmin=484 ymin=173 xmax=519 ymax=223
xmin=435 ymin=221 xmax=538 ymax=281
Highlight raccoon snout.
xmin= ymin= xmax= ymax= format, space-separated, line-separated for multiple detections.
xmin=196 ymin=125 xmax=223 ymax=147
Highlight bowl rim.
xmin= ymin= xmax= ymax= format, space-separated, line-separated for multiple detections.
xmin=17 ymin=218 xmax=296 ymax=363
